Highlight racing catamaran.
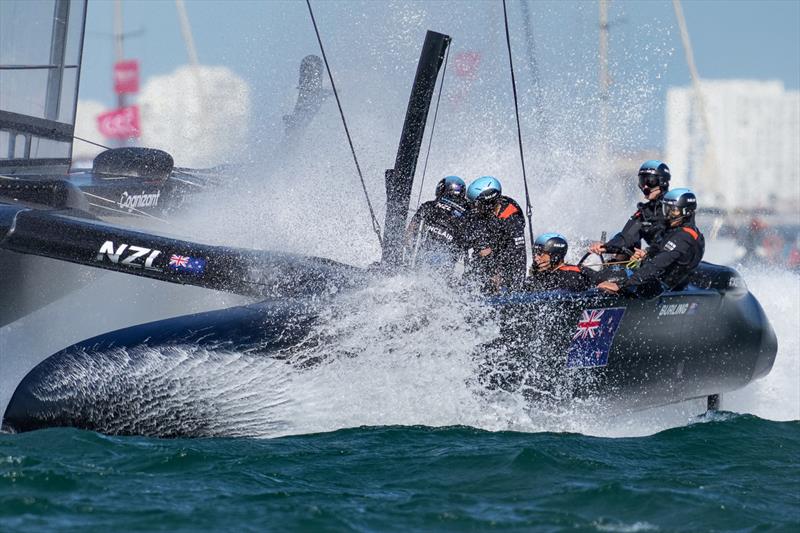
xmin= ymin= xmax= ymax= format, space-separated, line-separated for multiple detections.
xmin=0 ymin=1 xmax=776 ymax=436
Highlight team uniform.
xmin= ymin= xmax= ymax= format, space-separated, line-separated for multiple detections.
xmin=404 ymin=195 xmax=469 ymax=270
xmin=466 ymin=196 xmax=527 ymax=291
xmin=602 ymin=160 xmax=673 ymax=256
xmin=621 ymin=223 xmax=704 ymax=296
xmin=604 ymin=199 xmax=667 ymax=254
xmin=525 ymin=264 xmax=592 ymax=292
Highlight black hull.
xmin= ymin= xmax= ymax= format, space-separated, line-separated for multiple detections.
xmin=2 ymin=264 xmax=778 ymax=437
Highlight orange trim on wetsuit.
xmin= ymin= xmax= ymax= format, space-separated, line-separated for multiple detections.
xmin=556 ymin=264 xmax=581 ymax=273
xmin=682 ymin=227 xmax=699 ymax=239
xmin=498 ymin=204 xmax=520 ymax=219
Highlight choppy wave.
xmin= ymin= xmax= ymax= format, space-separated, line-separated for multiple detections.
xmin=1 ymin=415 xmax=798 ymax=531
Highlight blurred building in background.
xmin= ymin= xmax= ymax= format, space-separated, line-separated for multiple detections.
xmin=665 ymin=80 xmax=800 ymax=213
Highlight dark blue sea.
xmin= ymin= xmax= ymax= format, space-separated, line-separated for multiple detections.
xmin=1 ymin=414 xmax=798 ymax=532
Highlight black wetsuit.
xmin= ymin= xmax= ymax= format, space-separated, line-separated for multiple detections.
xmin=622 ymin=222 xmax=705 ymax=294
xmin=404 ymin=195 xmax=469 ymax=270
xmin=605 ymin=199 xmax=667 ymax=255
xmin=525 ymin=264 xmax=593 ymax=292
xmin=466 ymin=196 xmax=527 ymax=291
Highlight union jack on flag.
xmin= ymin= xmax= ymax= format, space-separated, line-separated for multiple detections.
xmin=573 ymin=309 xmax=605 ymax=340
xmin=168 ymin=254 xmax=206 ymax=275
xmin=566 ymin=307 xmax=626 ymax=368
xmin=169 ymin=254 xmax=189 ymax=268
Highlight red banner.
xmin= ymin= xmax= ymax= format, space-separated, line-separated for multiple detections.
xmin=97 ymin=106 xmax=141 ymax=139
xmin=113 ymin=59 xmax=140 ymax=94
xmin=453 ymin=51 xmax=481 ymax=79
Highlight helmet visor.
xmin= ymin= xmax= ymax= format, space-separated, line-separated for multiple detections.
xmin=638 ymin=173 xmax=660 ymax=192
xmin=449 ymin=183 xmax=465 ymax=197
xmin=662 ymin=204 xmax=683 ymax=219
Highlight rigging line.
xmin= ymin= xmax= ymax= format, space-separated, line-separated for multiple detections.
xmin=415 ymin=44 xmax=451 ymax=208
xmin=305 ymin=0 xmax=383 ymax=247
xmin=502 ymin=0 xmax=535 ymax=251
xmin=73 ymin=135 xmax=112 ymax=150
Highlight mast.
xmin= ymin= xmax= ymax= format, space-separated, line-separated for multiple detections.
xmin=175 ymin=0 xmax=206 ymax=116
xmin=114 ymin=0 xmax=125 ymax=112
xmin=381 ymin=30 xmax=451 ymax=266
xmin=598 ymin=0 xmax=610 ymax=167
xmin=673 ymin=0 xmax=719 ymax=194
xmin=520 ymin=0 xmax=547 ymax=143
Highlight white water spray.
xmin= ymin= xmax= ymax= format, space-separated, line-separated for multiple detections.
xmin=45 ymin=2 xmax=798 ymax=437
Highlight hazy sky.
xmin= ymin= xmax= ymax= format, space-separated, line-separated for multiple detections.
xmin=77 ymin=0 xmax=800 ymax=152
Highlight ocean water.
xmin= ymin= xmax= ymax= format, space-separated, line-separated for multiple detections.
xmin=1 ymin=269 xmax=799 ymax=532
xmin=1 ymin=416 xmax=798 ymax=532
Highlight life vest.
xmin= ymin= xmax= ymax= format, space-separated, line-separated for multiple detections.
xmin=498 ymin=203 xmax=520 ymax=220
xmin=682 ymin=227 xmax=699 ymax=240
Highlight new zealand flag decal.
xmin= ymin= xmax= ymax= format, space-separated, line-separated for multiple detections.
xmin=566 ymin=307 xmax=626 ymax=368
xmin=168 ymin=254 xmax=206 ymax=275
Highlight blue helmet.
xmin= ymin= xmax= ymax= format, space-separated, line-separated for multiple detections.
xmin=467 ymin=176 xmax=502 ymax=204
xmin=533 ymin=232 xmax=568 ymax=264
xmin=661 ymin=188 xmax=697 ymax=221
xmin=638 ymin=160 xmax=671 ymax=193
xmin=435 ymin=175 xmax=466 ymax=199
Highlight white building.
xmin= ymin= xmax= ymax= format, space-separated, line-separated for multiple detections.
xmin=665 ymin=80 xmax=800 ymax=213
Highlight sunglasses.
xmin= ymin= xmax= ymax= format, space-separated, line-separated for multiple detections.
xmin=638 ymin=173 xmax=660 ymax=191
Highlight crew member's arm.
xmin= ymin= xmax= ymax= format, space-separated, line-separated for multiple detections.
xmin=621 ymin=234 xmax=694 ymax=291
xmin=404 ymin=208 xmax=424 ymax=245
xmin=402 ymin=207 xmax=428 ymax=265
xmin=602 ymin=214 xmax=644 ymax=255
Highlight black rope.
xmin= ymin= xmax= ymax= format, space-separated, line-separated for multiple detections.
xmin=74 ymin=135 xmax=112 ymax=150
xmin=502 ymin=0 xmax=535 ymax=251
xmin=415 ymin=45 xmax=451 ymax=208
xmin=306 ymin=0 xmax=382 ymax=247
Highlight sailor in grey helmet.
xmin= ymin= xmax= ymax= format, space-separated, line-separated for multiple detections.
xmin=590 ymin=160 xmax=672 ymax=260
xmin=404 ymin=175 xmax=470 ymax=272
xmin=598 ymin=188 xmax=705 ymax=295
xmin=525 ymin=233 xmax=592 ymax=292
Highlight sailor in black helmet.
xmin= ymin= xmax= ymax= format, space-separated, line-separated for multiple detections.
xmin=590 ymin=160 xmax=671 ymax=260
xmin=404 ymin=175 xmax=470 ymax=272
xmin=464 ymin=176 xmax=527 ymax=292
xmin=525 ymin=233 xmax=592 ymax=292
xmin=598 ymin=188 xmax=705 ymax=295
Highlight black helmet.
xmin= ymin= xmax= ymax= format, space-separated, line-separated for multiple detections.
xmin=435 ymin=175 xmax=466 ymax=199
xmin=638 ymin=160 xmax=671 ymax=195
xmin=533 ymin=232 xmax=568 ymax=266
xmin=661 ymin=188 xmax=697 ymax=223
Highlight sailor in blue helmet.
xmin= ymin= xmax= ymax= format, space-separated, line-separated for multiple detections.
xmin=598 ymin=188 xmax=705 ymax=295
xmin=525 ymin=233 xmax=593 ymax=292
xmin=590 ymin=160 xmax=671 ymax=260
xmin=404 ymin=175 xmax=470 ymax=271
xmin=464 ymin=176 xmax=526 ymax=291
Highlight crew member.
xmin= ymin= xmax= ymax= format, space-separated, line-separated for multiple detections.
xmin=404 ymin=175 xmax=469 ymax=271
xmin=464 ymin=176 xmax=526 ymax=291
xmin=598 ymin=188 xmax=705 ymax=295
xmin=589 ymin=160 xmax=671 ymax=260
xmin=525 ymin=233 xmax=592 ymax=291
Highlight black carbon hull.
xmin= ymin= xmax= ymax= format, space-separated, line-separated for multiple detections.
xmin=2 ymin=265 xmax=777 ymax=436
